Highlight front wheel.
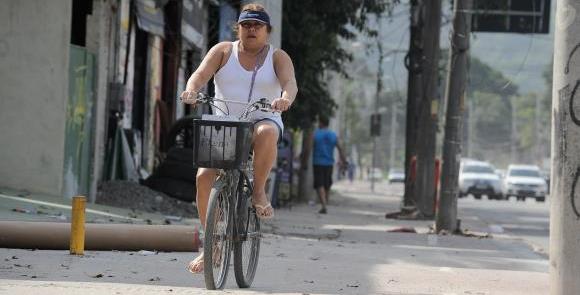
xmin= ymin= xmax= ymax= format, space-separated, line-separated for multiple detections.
xmin=234 ymin=176 xmax=261 ymax=288
xmin=204 ymin=179 xmax=233 ymax=290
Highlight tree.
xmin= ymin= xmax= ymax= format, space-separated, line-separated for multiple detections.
xmin=467 ymin=60 xmax=518 ymax=165
xmin=281 ymin=1 xmax=397 ymax=201
xmin=439 ymin=50 xmax=520 ymax=166
xmin=281 ymin=0 xmax=397 ymax=129
xmin=468 ymin=57 xmax=518 ymax=97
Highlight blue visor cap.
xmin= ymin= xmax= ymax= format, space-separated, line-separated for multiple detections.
xmin=238 ymin=10 xmax=270 ymax=25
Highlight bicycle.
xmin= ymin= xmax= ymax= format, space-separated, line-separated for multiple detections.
xmin=187 ymin=93 xmax=274 ymax=290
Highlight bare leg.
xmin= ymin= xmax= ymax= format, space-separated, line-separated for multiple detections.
xmin=317 ymin=187 xmax=327 ymax=213
xmin=196 ymin=168 xmax=217 ymax=227
xmin=252 ymin=121 xmax=279 ymax=217
xmin=187 ymin=168 xmax=217 ymax=274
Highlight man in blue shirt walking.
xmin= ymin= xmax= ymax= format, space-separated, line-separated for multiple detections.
xmin=311 ymin=116 xmax=346 ymax=214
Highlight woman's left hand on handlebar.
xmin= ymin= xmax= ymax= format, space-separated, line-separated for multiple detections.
xmin=180 ymin=91 xmax=198 ymax=105
xmin=271 ymin=98 xmax=292 ymax=112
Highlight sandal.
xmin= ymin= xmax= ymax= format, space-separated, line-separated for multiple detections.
xmin=253 ymin=203 xmax=275 ymax=220
xmin=186 ymin=254 xmax=204 ymax=274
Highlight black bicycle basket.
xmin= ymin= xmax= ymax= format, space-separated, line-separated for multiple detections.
xmin=193 ymin=118 xmax=253 ymax=169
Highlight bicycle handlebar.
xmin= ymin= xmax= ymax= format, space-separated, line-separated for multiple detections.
xmin=181 ymin=92 xmax=277 ymax=119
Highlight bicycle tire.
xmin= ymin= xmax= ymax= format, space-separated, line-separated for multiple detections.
xmin=204 ymin=178 xmax=233 ymax=290
xmin=233 ymin=175 xmax=261 ymax=288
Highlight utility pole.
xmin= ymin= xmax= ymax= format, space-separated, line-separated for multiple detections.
xmin=535 ymin=93 xmax=542 ymax=165
xmin=436 ymin=0 xmax=472 ymax=232
xmin=403 ymin=0 xmax=424 ymax=208
xmin=550 ymin=0 xmax=580 ymax=293
xmin=389 ymin=100 xmax=397 ymax=169
xmin=371 ymin=32 xmax=384 ymax=192
xmin=511 ymin=99 xmax=517 ymax=162
xmin=414 ymin=0 xmax=442 ymax=217
xmin=466 ymin=99 xmax=474 ymax=158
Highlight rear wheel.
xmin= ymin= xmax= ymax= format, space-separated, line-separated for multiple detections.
xmin=234 ymin=176 xmax=261 ymax=288
xmin=204 ymin=179 xmax=233 ymax=290
xmin=536 ymin=196 xmax=546 ymax=202
xmin=474 ymin=194 xmax=482 ymax=200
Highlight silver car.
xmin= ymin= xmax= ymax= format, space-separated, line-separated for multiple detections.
xmin=459 ymin=160 xmax=503 ymax=200
xmin=503 ymin=165 xmax=547 ymax=202
xmin=387 ymin=168 xmax=405 ymax=183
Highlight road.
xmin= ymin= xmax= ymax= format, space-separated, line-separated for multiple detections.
xmin=458 ymin=195 xmax=550 ymax=256
xmin=381 ymin=181 xmax=550 ymax=255
xmin=0 ymin=180 xmax=550 ymax=294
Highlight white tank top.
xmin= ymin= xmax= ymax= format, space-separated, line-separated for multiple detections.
xmin=213 ymin=41 xmax=283 ymax=129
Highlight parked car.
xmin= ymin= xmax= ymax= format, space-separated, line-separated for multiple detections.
xmin=503 ymin=165 xmax=547 ymax=202
xmin=495 ymin=169 xmax=506 ymax=180
xmin=540 ymin=170 xmax=551 ymax=195
xmin=387 ymin=168 xmax=405 ymax=183
xmin=459 ymin=160 xmax=503 ymax=200
xmin=368 ymin=168 xmax=383 ymax=181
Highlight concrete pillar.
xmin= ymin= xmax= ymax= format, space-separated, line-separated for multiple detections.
xmin=0 ymin=0 xmax=72 ymax=196
xmin=550 ymin=1 xmax=580 ymax=293
xmin=86 ymin=0 xmax=115 ymax=202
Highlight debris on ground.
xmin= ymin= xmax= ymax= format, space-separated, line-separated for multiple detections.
xmin=458 ymin=230 xmax=492 ymax=239
xmin=429 ymin=227 xmax=492 ymax=239
xmin=12 ymin=208 xmax=32 ymax=214
xmin=137 ymin=250 xmax=157 ymax=256
xmin=347 ymin=282 xmax=360 ymax=288
xmin=385 ymin=206 xmax=434 ymax=220
xmin=387 ymin=227 xmax=417 ymax=233
xmin=97 ymin=180 xmax=197 ymax=218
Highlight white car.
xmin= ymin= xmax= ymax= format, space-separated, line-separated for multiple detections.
xmin=368 ymin=168 xmax=383 ymax=181
xmin=387 ymin=168 xmax=405 ymax=183
xmin=503 ymin=165 xmax=547 ymax=202
xmin=459 ymin=160 xmax=503 ymax=200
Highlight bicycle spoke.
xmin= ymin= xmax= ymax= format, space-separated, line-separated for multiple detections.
xmin=204 ymin=184 xmax=233 ymax=290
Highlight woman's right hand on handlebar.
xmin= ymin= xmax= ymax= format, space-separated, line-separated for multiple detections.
xmin=180 ymin=91 xmax=199 ymax=105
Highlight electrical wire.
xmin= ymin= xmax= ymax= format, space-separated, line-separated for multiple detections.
xmin=486 ymin=1 xmax=538 ymax=91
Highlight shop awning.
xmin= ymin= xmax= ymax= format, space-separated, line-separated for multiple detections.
xmin=135 ymin=0 xmax=165 ymax=37
xmin=182 ymin=0 xmax=205 ymax=49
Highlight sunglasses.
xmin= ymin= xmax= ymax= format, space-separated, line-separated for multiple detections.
xmin=240 ymin=21 xmax=265 ymax=29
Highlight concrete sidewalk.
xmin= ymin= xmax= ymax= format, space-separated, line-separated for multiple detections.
xmin=0 ymin=180 xmax=549 ymax=294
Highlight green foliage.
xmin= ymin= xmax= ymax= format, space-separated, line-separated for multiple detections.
xmin=472 ymin=91 xmax=512 ymax=149
xmin=513 ymin=93 xmax=538 ymax=150
xmin=441 ymin=50 xmax=520 ymax=164
xmin=440 ymin=49 xmax=518 ymax=97
xmin=465 ymin=57 xmax=552 ymax=165
xmin=281 ymin=0 xmax=396 ymax=129
xmin=468 ymin=57 xmax=518 ymax=97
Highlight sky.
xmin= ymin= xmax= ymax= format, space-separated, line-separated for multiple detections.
xmin=349 ymin=0 xmax=556 ymax=96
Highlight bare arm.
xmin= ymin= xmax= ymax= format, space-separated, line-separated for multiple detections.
xmin=272 ymin=49 xmax=298 ymax=111
xmin=336 ymin=137 xmax=347 ymax=164
xmin=181 ymin=42 xmax=230 ymax=103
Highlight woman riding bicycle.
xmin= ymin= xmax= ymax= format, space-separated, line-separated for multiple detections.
xmin=180 ymin=3 xmax=297 ymax=274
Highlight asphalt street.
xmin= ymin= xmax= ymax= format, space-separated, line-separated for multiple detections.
xmin=457 ymin=195 xmax=550 ymax=256
xmin=0 ymin=179 xmax=550 ymax=294
xmin=377 ymin=180 xmax=550 ymax=256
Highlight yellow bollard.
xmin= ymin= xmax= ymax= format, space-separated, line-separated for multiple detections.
xmin=70 ymin=196 xmax=86 ymax=255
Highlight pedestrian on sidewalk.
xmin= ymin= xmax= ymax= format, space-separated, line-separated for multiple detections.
xmin=311 ymin=116 xmax=346 ymax=214
xmin=180 ymin=2 xmax=297 ymax=274
xmin=347 ymin=157 xmax=355 ymax=183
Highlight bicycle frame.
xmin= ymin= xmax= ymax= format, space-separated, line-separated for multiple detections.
xmin=215 ymin=164 xmax=255 ymax=243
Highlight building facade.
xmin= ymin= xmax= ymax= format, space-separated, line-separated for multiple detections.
xmin=0 ymin=0 xmax=283 ymax=201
